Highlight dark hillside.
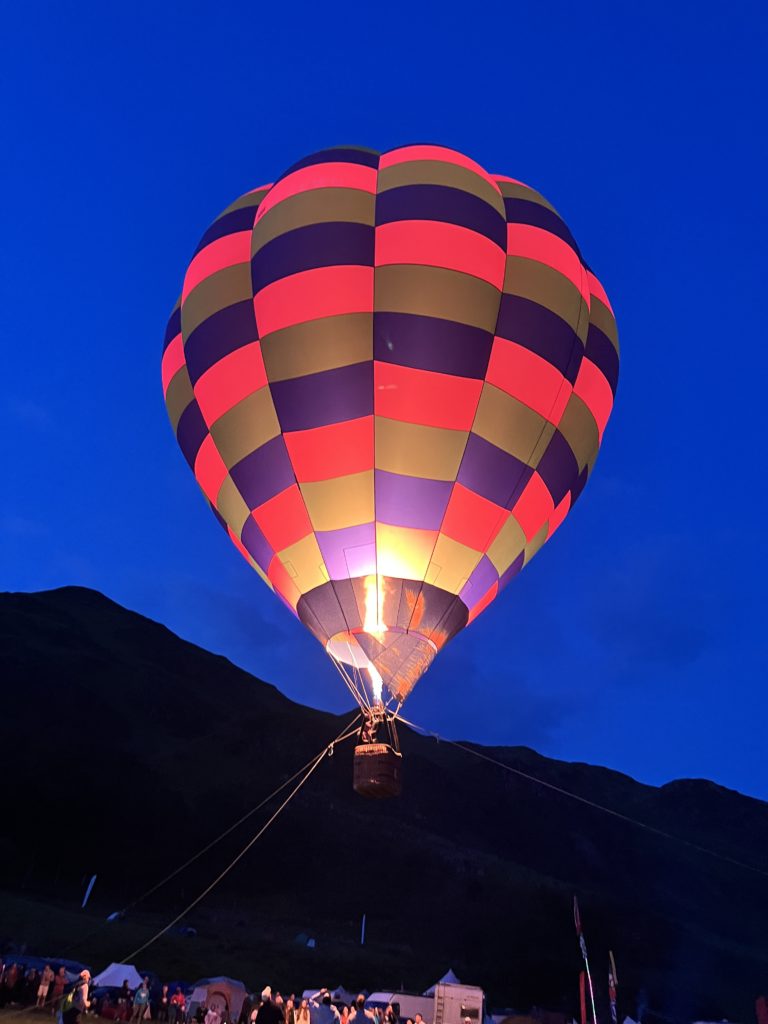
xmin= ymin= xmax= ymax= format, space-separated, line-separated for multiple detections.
xmin=2 ymin=587 xmax=766 ymax=1022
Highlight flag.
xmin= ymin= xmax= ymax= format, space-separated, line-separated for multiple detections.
xmin=579 ymin=972 xmax=587 ymax=1024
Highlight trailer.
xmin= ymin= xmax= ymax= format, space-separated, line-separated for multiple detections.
xmin=433 ymin=984 xmax=485 ymax=1024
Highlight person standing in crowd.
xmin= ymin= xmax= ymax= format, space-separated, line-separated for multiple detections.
xmin=170 ymin=987 xmax=186 ymax=1024
xmin=51 ymin=967 xmax=68 ymax=1016
xmin=239 ymin=993 xmax=256 ymax=1024
xmin=205 ymin=1007 xmax=221 ymax=1024
xmin=25 ymin=966 xmax=40 ymax=1005
xmin=3 ymin=964 xmax=19 ymax=1007
xmin=255 ymin=988 xmax=283 ymax=1024
xmin=350 ymin=997 xmax=375 ymax=1024
xmin=37 ymin=964 xmax=55 ymax=1008
xmin=295 ymin=1000 xmax=310 ymax=1024
xmin=0 ymin=963 xmax=15 ymax=1008
xmin=132 ymin=978 xmax=151 ymax=1022
xmin=64 ymin=970 xmax=91 ymax=1024
xmin=117 ymin=980 xmax=133 ymax=1021
xmin=310 ymin=991 xmax=339 ymax=1024
xmin=157 ymin=985 xmax=170 ymax=1023
xmin=284 ymin=998 xmax=296 ymax=1024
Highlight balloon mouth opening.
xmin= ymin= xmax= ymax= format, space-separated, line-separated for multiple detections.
xmin=326 ymin=628 xmax=438 ymax=704
xmin=326 ymin=627 xmax=438 ymax=663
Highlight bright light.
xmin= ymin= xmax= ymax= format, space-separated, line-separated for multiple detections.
xmin=363 ymin=574 xmax=387 ymax=637
xmin=362 ymin=575 xmax=386 ymax=705
xmin=367 ymin=660 xmax=383 ymax=705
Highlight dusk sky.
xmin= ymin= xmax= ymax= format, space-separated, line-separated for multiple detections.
xmin=3 ymin=3 xmax=767 ymax=798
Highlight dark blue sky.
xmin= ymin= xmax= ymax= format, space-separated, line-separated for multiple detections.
xmin=3 ymin=2 xmax=767 ymax=797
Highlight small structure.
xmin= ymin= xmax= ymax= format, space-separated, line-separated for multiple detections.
xmin=189 ymin=978 xmax=248 ymax=1020
xmin=93 ymin=963 xmax=144 ymax=989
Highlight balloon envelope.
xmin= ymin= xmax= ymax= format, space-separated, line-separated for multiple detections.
xmin=162 ymin=145 xmax=619 ymax=704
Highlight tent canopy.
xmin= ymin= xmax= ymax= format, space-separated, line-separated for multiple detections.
xmin=93 ymin=964 xmax=144 ymax=990
xmin=423 ymin=970 xmax=461 ymax=997
xmin=189 ymin=979 xmax=248 ymax=1019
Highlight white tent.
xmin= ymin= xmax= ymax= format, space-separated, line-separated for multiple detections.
xmin=423 ymin=970 xmax=462 ymax=997
xmin=93 ymin=963 xmax=144 ymax=989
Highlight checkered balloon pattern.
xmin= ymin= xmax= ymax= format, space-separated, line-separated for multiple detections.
xmin=163 ymin=145 xmax=619 ymax=703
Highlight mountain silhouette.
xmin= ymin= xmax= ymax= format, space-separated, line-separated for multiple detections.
xmin=2 ymin=586 xmax=766 ymax=1023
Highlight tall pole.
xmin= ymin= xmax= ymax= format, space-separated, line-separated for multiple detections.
xmin=81 ymin=874 xmax=97 ymax=909
xmin=608 ymin=951 xmax=618 ymax=1024
xmin=573 ymin=896 xmax=598 ymax=1024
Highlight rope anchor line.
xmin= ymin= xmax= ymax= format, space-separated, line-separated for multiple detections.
xmin=18 ymin=714 xmax=362 ymax=992
xmin=119 ymin=716 xmax=360 ymax=964
xmin=395 ymin=712 xmax=768 ymax=882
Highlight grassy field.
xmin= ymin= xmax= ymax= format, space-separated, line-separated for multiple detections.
xmin=0 ymin=1013 xmax=54 ymax=1024
xmin=0 ymin=889 xmax=427 ymax=996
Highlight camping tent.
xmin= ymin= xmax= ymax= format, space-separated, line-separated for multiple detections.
xmin=188 ymin=978 xmax=248 ymax=1020
xmin=93 ymin=964 xmax=144 ymax=989
xmin=423 ymin=971 xmax=462 ymax=997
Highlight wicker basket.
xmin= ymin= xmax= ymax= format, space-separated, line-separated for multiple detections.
xmin=352 ymin=742 xmax=403 ymax=799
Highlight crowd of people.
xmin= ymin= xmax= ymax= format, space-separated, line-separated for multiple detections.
xmin=0 ymin=966 xmax=185 ymax=1023
xmin=93 ymin=978 xmax=187 ymax=1023
xmin=226 ymin=989 xmax=412 ymax=1024
xmin=0 ymin=963 xmax=70 ymax=1013
xmin=0 ymin=966 xmax=422 ymax=1024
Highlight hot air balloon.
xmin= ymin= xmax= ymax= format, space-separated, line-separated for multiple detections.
xmin=162 ymin=144 xmax=619 ymax=797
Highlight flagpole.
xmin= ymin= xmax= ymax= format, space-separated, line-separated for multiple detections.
xmin=573 ymin=896 xmax=598 ymax=1024
xmin=583 ymin=948 xmax=598 ymax=1024
xmin=608 ymin=951 xmax=618 ymax=1024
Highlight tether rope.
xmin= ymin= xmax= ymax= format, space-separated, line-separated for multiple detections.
xmin=119 ymin=745 xmax=327 ymax=958
xmin=396 ymin=713 xmax=768 ymax=881
xmin=118 ymin=718 xmax=359 ymax=964
xmin=4 ymin=714 xmax=361 ymax=1007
